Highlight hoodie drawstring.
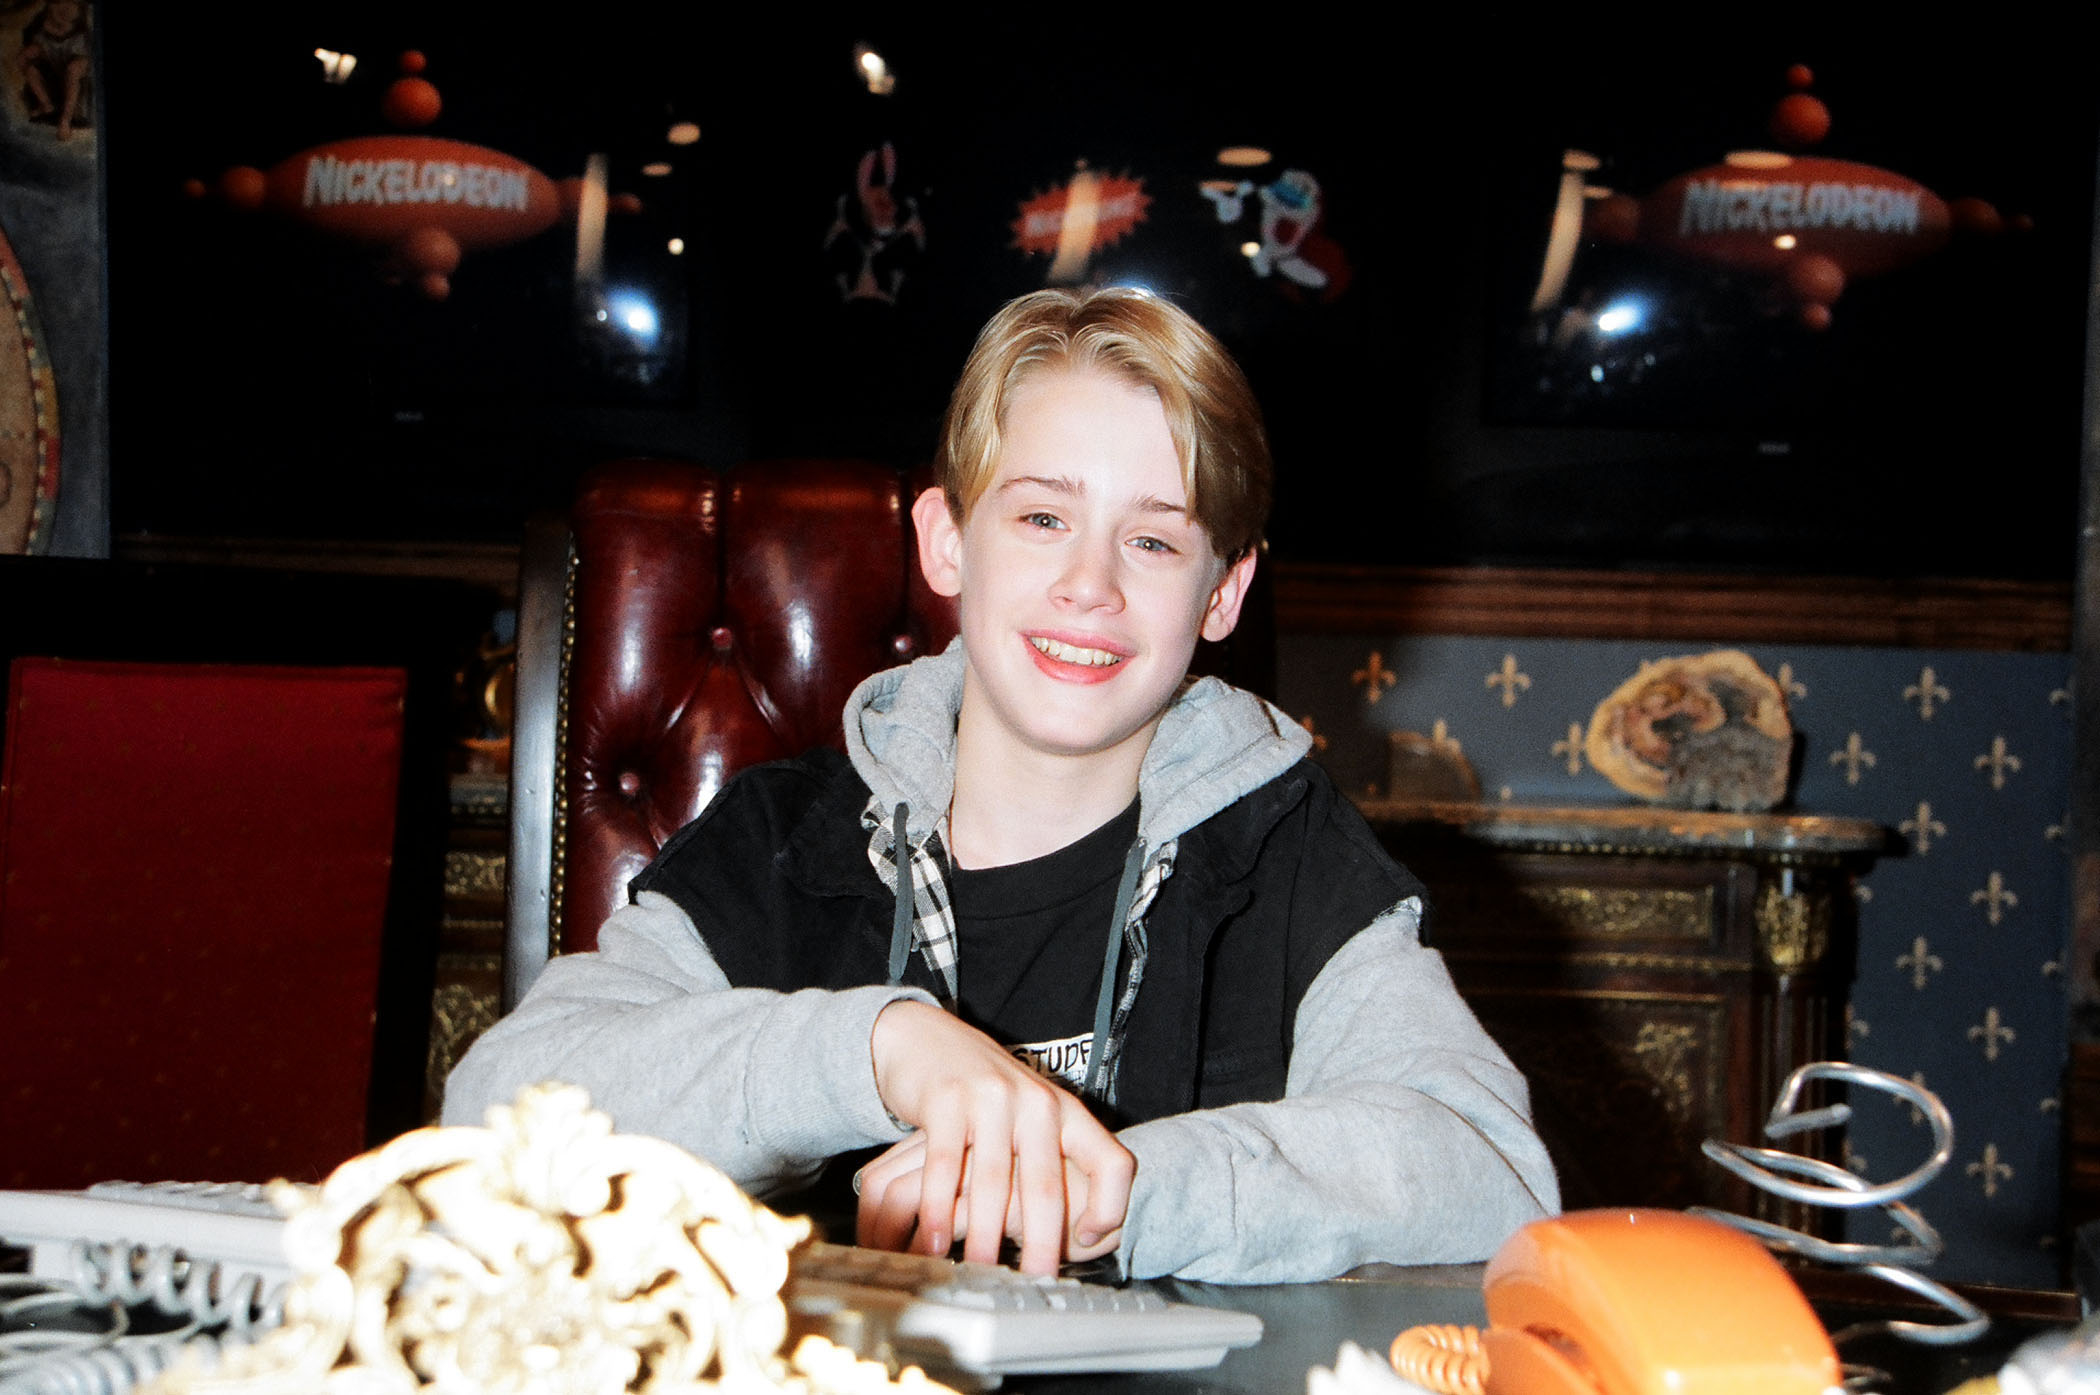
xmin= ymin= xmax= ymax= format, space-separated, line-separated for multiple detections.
xmin=886 ymin=802 xmax=912 ymax=984
xmin=1083 ymin=838 xmax=1147 ymax=1101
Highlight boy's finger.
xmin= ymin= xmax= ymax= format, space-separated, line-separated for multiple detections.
xmin=1064 ymin=1121 xmax=1136 ymax=1250
xmin=914 ymin=1118 xmax=969 ymax=1257
xmin=852 ymin=1133 xmax=925 ymax=1245
xmin=1010 ymin=1104 xmax=1067 ymax=1276
xmin=855 ymin=1163 xmax=920 ymax=1252
xmin=961 ymin=1136 xmax=1012 ymax=1266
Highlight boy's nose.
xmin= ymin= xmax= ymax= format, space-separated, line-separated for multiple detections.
xmin=1054 ymin=541 xmax=1125 ymax=611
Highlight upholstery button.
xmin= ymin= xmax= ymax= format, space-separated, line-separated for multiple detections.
xmin=892 ymin=633 xmax=914 ymax=657
xmin=711 ymin=626 xmax=734 ymax=653
xmin=618 ymin=770 xmax=643 ymax=798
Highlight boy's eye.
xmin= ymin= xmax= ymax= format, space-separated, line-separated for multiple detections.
xmin=1131 ymin=535 xmax=1178 ymax=556
xmin=1022 ymin=511 xmax=1064 ymax=530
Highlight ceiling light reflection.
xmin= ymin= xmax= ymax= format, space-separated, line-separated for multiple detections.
xmin=607 ymin=290 xmax=660 ymax=345
xmin=855 ymin=44 xmax=895 ymax=95
xmin=1594 ymin=300 xmax=1645 ymax=335
xmin=315 ymin=48 xmax=357 ymax=84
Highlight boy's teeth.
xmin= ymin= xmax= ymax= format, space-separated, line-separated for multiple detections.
xmin=1033 ymin=636 xmax=1120 ymax=666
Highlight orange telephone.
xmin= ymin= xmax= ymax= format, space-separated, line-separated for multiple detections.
xmin=1391 ymin=1208 xmax=1844 ymax=1395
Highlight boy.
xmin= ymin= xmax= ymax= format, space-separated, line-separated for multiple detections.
xmin=445 ymin=287 xmax=1557 ymax=1282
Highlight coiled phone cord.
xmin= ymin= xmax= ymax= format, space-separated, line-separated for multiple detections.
xmin=1388 ymin=1322 xmax=1487 ymax=1394
xmin=59 ymin=1237 xmax=275 ymax=1340
xmin=0 ymin=1235 xmax=277 ymax=1395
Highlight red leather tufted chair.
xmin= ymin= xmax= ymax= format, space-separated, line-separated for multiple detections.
xmin=504 ymin=459 xmax=958 ymax=1006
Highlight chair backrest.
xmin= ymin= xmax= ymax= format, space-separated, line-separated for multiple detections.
xmin=0 ymin=559 xmax=467 ymax=1185
xmin=504 ymin=459 xmax=958 ymax=1007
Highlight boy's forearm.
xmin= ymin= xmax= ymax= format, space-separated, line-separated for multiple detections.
xmin=1114 ymin=909 xmax=1559 ymax=1282
xmin=442 ymin=893 xmax=924 ymax=1194
xmin=1117 ymin=1081 xmax=1553 ymax=1282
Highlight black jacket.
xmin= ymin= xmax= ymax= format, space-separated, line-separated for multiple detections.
xmin=632 ymin=746 xmax=1427 ymax=1127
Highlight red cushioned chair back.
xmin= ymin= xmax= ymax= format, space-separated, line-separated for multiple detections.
xmin=549 ymin=459 xmax=959 ymax=958
xmin=0 ymin=657 xmax=407 ymax=1187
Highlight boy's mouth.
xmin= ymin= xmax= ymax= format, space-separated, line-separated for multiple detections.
xmin=1030 ymin=635 xmax=1125 ymax=668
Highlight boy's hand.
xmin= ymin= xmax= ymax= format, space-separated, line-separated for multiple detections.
xmin=855 ymin=1132 xmax=1127 ymax=1266
xmin=860 ymin=1000 xmax=1133 ymax=1274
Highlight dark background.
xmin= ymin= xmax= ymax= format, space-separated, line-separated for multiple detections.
xmin=100 ymin=11 xmax=2099 ymax=579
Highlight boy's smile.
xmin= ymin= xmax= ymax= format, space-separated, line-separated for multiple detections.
xmin=915 ymin=365 xmax=1255 ymax=803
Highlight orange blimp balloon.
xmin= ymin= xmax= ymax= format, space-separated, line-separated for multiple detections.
xmin=1642 ymin=154 xmax=1950 ymax=278
xmin=256 ymin=135 xmax=562 ymax=251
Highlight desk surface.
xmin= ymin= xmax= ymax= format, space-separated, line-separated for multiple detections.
xmin=1010 ymin=1264 xmax=1486 ymax=1394
xmin=1011 ymin=1264 xmax=2072 ymax=1394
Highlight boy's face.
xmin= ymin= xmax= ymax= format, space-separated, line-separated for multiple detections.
xmin=914 ymin=365 xmax=1256 ymax=773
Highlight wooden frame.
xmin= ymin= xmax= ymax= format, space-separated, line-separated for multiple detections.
xmin=1274 ymin=564 xmax=2072 ymax=653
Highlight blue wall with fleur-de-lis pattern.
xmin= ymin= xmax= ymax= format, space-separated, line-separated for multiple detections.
xmin=1281 ymin=632 xmax=2073 ymax=1288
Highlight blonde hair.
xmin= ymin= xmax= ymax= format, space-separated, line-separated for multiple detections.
xmin=934 ymin=288 xmax=1271 ymax=561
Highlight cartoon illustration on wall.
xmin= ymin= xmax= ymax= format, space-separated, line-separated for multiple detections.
xmin=189 ymin=51 xmax=641 ymax=302
xmin=1201 ymin=168 xmax=1351 ymax=300
xmin=11 ymin=0 xmax=90 ymax=143
xmin=823 ymin=142 xmax=925 ymax=304
xmin=1011 ymin=164 xmax=1150 ymax=285
xmin=1545 ymin=65 xmax=2018 ymax=333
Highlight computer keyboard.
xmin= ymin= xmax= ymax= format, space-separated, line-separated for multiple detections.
xmin=787 ymin=1240 xmax=1263 ymax=1379
xmin=0 ymin=1182 xmax=1262 ymax=1387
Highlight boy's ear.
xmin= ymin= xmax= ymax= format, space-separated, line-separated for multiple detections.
xmin=1200 ymin=548 xmax=1259 ymax=643
xmin=911 ymin=486 xmax=964 ymax=598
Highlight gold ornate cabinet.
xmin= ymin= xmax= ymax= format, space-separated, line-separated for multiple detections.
xmin=1361 ymin=801 xmax=1888 ymax=1219
xmin=421 ymin=772 xmax=508 ymax=1123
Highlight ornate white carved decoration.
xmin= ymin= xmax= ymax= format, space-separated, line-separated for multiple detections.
xmin=150 ymin=1083 xmax=954 ymax=1394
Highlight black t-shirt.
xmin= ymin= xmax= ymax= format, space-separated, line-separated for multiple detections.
xmin=946 ymin=796 xmax=1139 ymax=1089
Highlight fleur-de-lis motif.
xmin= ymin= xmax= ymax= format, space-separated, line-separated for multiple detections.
xmin=1351 ymin=652 xmax=1396 ymax=704
xmin=1828 ymin=732 xmax=1877 ymax=787
xmin=1550 ymin=722 xmax=1584 ymax=775
xmin=1974 ymin=736 xmax=2022 ymax=790
xmin=1906 ymin=1071 xmax=1932 ymax=1126
xmin=1966 ymin=1143 xmax=2013 ymax=1198
xmin=1484 ymin=653 xmax=1531 ymax=709
xmin=1845 ymin=1003 xmax=1870 ymax=1045
xmin=2052 ymin=680 xmax=2074 ymax=711
xmin=1296 ymin=713 xmax=1330 ymax=753
xmin=1968 ymin=1006 xmax=2015 ymax=1062
xmin=1896 ymin=936 xmax=1943 ymax=990
xmin=1904 ymin=666 xmax=1951 ymax=721
xmin=1775 ymin=663 xmax=1807 ymax=701
xmin=1970 ymin=871 xmax=2018 ymax=926
xmin=1428 ymin=718 xmax=1463 ymax=755
xmin=1843 ymin=1138 xmax=1869 ymax=1176
xmin=1899 ymin=802 xmax=1946 ymax=854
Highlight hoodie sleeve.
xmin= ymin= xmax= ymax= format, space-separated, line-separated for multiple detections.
xmin=1114 ymin=897 xmax=1560 ymax=1283
xmin=441 ymin=890 xmax=925 ymax=1197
